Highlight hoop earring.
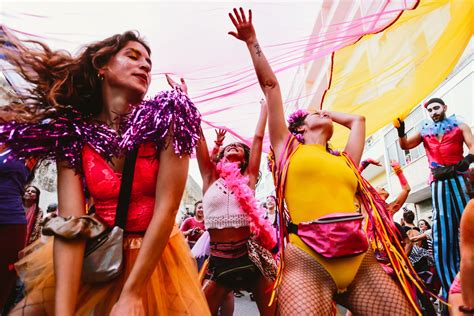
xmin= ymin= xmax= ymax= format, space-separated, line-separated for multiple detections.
xmin=97 ymin=73 xmax=104 ymax=81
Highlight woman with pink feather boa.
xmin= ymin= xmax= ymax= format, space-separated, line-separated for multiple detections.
xmin=197 ymin=98 xmax=277 ymax=315
xmin=168 ymin=71 xmax=277 ymax=315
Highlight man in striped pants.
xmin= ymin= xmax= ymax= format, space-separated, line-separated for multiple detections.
xmin=396 ymin=97 xmax=473 ymax=298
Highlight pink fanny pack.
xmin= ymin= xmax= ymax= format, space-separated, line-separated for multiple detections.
xmin=287 ymin=212 xmax=369 ymax=258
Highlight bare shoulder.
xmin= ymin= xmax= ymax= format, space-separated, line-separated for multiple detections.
xmin=459 ymin=122 xmax=473 ymax=132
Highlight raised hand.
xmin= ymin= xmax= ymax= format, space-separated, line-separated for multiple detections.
xmin=390 ymin=160 xmax=401 ymax=169
xmin=367 ymin=158 xmax=382 ymax=167
xmin=165 ymin=74 xmax=188 ymax=95
xmin=228 ymin=7 xmax=256 ymax=44
xmin=359 ymin=158 xmax=381 ymax=172
xmin=391 ymin=160 xmax=403 ymax=175
xmin=214 ymin=129 xmax=227 ymax=146
xmin=394 ymin=118 xmax=405 ymax=138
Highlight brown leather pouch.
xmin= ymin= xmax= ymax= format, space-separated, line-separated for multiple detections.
xmin=42 ymin=213 xmax=108 ymax=240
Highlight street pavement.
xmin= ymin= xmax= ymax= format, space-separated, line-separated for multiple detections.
xmin=234 ymin=292 xmax=259 ymax=315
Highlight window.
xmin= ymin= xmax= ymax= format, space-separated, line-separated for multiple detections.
xmin=384 ymin=105 xmax=427 ymax=167
xmin=365 ymin=135 xmax=375 ymax=150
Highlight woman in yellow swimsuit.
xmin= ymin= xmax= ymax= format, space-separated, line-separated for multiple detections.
xmin=228 ymin=7 xmax=417 ymax=315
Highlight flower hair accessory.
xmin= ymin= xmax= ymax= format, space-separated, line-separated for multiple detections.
xmin=287 ymin=109 xmax=309 ymax=143
xmin=287 ymin=109 xmax=309 ymax=126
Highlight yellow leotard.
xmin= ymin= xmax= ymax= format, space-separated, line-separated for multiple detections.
xmin=285 ymin=144 xmax=365 ymax=292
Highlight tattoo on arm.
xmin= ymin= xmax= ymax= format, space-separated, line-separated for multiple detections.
xmin=254 ymin=43 xmax=262 ymax=57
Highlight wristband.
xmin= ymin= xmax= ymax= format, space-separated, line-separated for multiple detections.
xmin=395 ymin=170 xmax=408 ymax=187
xmin=214 ymin=141 xmax=223 ymax=146
xmin=359 ymin=160 xmax=370 ymax=172
xmin=392 ymin=165 xmax=402 ymax=174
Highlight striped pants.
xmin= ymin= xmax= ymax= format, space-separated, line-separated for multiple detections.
xmin=431 ymin=175 xmax=469 ymax=298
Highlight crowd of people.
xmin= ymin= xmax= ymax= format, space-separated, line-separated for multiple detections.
xmin=0 ymin=6 xmax=472 ymax=316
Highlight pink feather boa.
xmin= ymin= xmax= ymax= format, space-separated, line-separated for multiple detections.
xmin=216 ymin=160 xmax=277 ymax=250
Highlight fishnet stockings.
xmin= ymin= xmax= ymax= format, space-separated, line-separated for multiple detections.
xmin=277 ymin=244 xmax=417 ymax=316
xmin=339 ymin=250 xmax=416 ymax=316
xmin=277 ymin=244 xmax=336 ymax=315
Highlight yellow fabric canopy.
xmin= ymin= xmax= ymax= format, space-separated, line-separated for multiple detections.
xmin=320 ymin=0 xmax=473 ymax=149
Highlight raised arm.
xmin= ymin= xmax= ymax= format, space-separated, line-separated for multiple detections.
xmin=111 ymin=142 xmax=189 ymax=315
xmin=247 ymin=99 xmax=267 ymax=189
xmin=166 ymin=74 xmax=216 ymax=191
xmin=386 ymin=160 xmax=411 ymax=216
xmin=395 ymin=119 xmax=422 ymax=150
xmin=54 ymin=162 xmax=87 ymax=316
xmin=195 ymin=129 xmax=217 ymax=192
xmin=323 ymin=110 xmax=365 ymax=166
xmin=210 ymin=129 xmax=226 ymax=163
xmin=228 ymin=8 xmax=288 ymax=158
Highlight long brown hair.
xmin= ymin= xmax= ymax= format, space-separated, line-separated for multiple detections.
xmin=22 ymin=185 xmax=41 ymax=213
xmin=1 ymin=30 xmax=150 ymax=121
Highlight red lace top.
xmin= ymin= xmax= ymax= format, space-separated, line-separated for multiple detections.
xmin=82 ymin=143 xmax=159 ymax=232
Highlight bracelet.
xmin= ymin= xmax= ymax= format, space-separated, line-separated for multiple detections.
xmin=214 ymin=141 xmax=223 ymax=146
xmin=393 ymin=167 xmax=402 ymax=174
xmin=459 ymin=305 xmax=474 ymax=314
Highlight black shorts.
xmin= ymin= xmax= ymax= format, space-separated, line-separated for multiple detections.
xmin=207 ymin=254 xmax=261 ymax=290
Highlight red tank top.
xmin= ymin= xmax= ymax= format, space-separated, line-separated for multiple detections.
xmin=422 ymin=127 xmax=464 ymax=183
xmin=82 ymin=143 xmax=159 ymax=232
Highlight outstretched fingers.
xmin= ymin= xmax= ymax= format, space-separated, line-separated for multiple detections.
xmin=233 ymin=8 xmax=242 ymax=24
xmin=229 ymin=7 xmax=250 ymax=27
xmin=239 ymin=7 xmax=246 ymax=23
xmin=215 ymin=129 xmax=227 ymax=136
xmin=228 ymin=12 xmax=238 ymax=28
xmin=165 ymin=74 xmax=188 ymax=94
xmin=165 ymin=73 xmax=179 ymax=90
xmin=228 ymin=7 xmax=255 ymax=42
xmin=228 ymin=31 xmax=238 ymax=38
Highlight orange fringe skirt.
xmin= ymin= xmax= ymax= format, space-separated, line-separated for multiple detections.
xmin=10 ymin=227 xmax=210 ymax=315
